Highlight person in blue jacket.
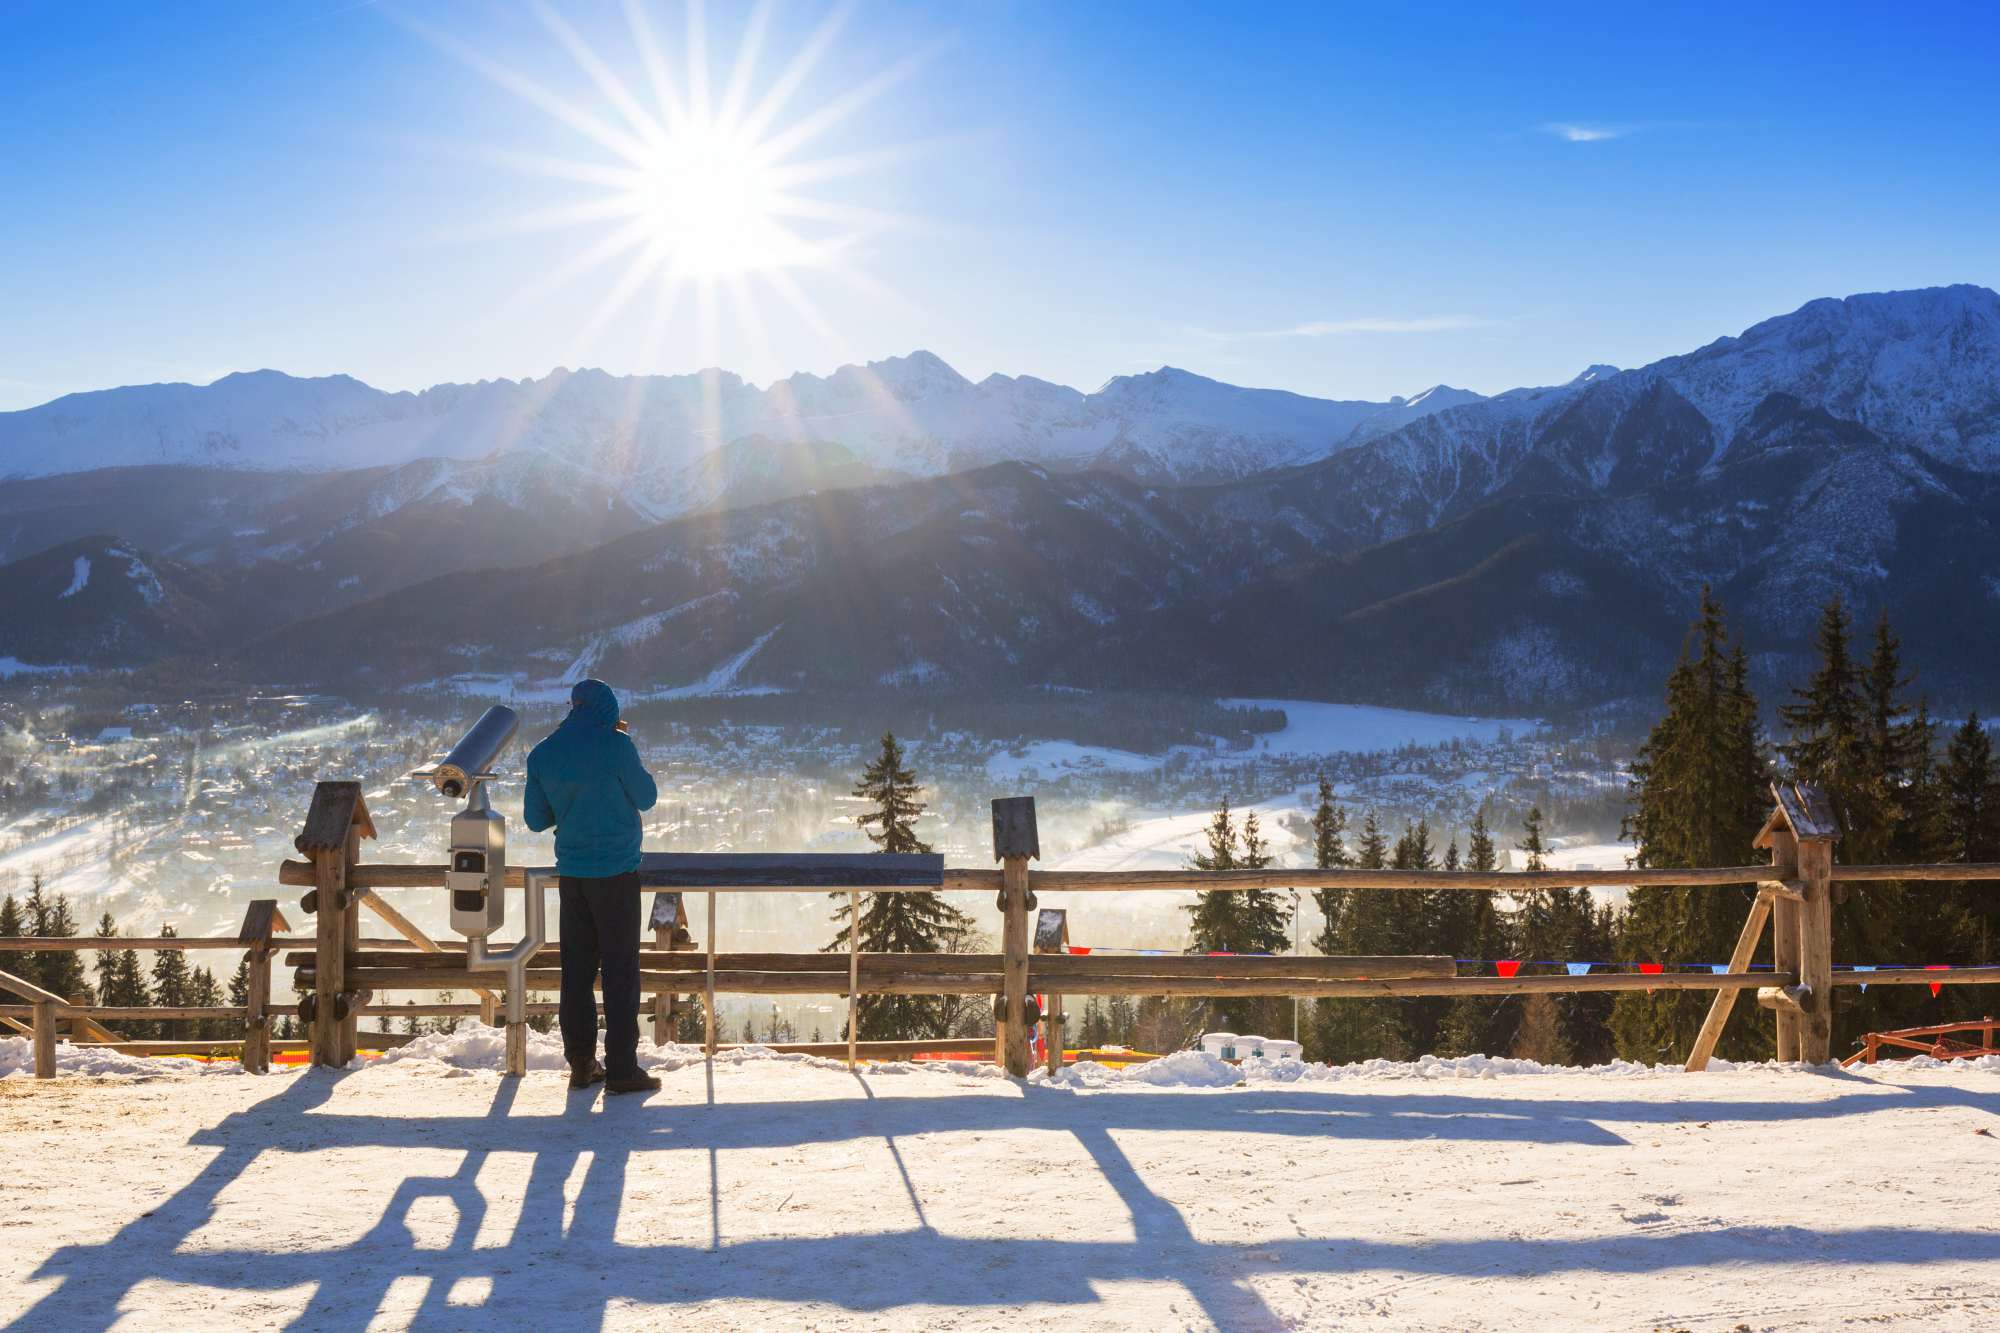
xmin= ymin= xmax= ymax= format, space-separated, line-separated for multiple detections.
xmin=524 ymin=679 xmax=661 ymax=1094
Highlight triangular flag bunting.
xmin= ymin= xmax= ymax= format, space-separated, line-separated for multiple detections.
xmin=1638 ymin=962 xmax=1664 ymax=975
xmin=1927 ymin=964 xmax=1950 ymax=997
xmin=1852 ymin=963 xmax=1874 ymax=993
xmin=1566 ymin=962 xmax=1593 ymax=976
xmin=1496 ymin=960 xmax=1522 ymax=978
xmin=1068 ymin=945 xmax=1091 ymax=955
xmin=1709 ymin=963 xmax=1729 ymax=975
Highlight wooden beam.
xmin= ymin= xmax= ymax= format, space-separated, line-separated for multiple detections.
xmin=1830 ymin=862 xmax=2000 ymax=882
xmin=1796 ymin=839 xmax=1836 ymax=1063
xmin=317 ymin=965 xmax=1786 ymax=999
xmin=1768 ymin=829 xmax=1802 ymax=1062
xmin=1684 ymin=890 xmax=1773 ymax=1072
xmin=358 ymin=890 xmax=499 ymax=1008
xmin=1757 ymin=985 xmax=1808 ymax=1014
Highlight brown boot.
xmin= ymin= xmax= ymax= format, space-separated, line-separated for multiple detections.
xmin=569 ymin=1061 xmax=605 ymax=1091
xmin=605 ymin=1070 xmax=661 ymax=1095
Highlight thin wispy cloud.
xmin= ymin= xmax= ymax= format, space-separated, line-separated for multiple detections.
xmin=1191 ymin=316 xmax=1494 ymax=342
xmin=1546 ymin=122 xmax=1626 ymax=142
xmin=1541 ymin=119 xmax=1703 ymax=143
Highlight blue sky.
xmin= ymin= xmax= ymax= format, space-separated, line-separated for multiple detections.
xmin=3 ymin=1 xmax=1996 ymax=411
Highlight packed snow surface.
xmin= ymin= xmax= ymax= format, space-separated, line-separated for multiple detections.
xmin=1222 ymin=698 xmax=1540 ymax=754
xmin=6 ymin=1036 xmax=2000 ymax=1330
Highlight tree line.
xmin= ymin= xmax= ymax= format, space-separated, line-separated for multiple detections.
xmin=1085 ymin=589 xmax=2000 ymax=1065
xmin=0 ymin=876 xmax=240 ymax=1041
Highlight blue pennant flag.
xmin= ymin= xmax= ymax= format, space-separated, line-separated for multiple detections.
xmin=1710 ymin=963 xmax=1729 ymax=975
xmin=1565 ymin=962 xmax=1592 ymax=976
xmin=1852 ymin=964 xmax=1876 ymax=993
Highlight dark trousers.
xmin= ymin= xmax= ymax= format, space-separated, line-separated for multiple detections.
xmin=558 ymin=871 xmax=641 ymax=1078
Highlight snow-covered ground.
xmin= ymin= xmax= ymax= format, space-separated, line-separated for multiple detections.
xmin=988 ymin=700 xmax=1542 ymax=785
xmin=6 ymin=1036 xmax=2000 ymax=1330
xmin=1222 ymin=698 xmax=1539 ymax=756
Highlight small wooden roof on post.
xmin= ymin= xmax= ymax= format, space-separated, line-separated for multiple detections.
xmin=1754 ymin=781 xmax=1841 ymax=850
xmin=293 ymin=780 xmax=378 ymax=856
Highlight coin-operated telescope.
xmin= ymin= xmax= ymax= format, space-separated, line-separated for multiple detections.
xmin=423 ymin=706 xmax=519 ymax=939
xmin=414 ymin=704 xmax=549 ymax=1074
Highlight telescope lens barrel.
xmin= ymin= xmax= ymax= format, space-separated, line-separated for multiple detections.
xmin=432 ymin=705 xmax=521 ymax=796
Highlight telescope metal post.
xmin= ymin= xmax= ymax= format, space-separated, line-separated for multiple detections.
xmin=704 ymin=890 xmax=717 ymax=1059
xmin=847 ymin=890 xmax=860 ymax=1071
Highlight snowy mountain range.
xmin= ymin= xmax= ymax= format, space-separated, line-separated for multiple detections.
xmin=0 ymin=351 xmax=1485 ymax=495
xmin=4 ymin=285 xmax=1999 ymax=711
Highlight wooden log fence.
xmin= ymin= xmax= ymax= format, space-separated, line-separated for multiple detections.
xmin=16 ymin=779 xmax=2000 ymax=1083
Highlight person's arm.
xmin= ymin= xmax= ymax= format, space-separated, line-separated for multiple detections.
xmin=618 ymin=735 xmax=658 ymax=812
xmin=522 ymin=762 xmax=555 ymax=832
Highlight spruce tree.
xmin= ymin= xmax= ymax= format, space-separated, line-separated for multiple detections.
xmin=1436 ymin=808 xmax=1512 ymax=1056
xmin=1306 ymin=776 xmax=1350 ymax=1047
xmin=1779 ymin=595 xmax=1865 ymax=805
xmin=1614 ymin=591 xmax=1772 ymax=1061
xmin=825 ymin=733 xmax=970 ymax=1040
xmin=151 ymin=925 xmax=194 ymax=1042
xmin=26 ymin=882 xmax=89 ymax=1002
xmin=1186 ymin=800 xmax=1290 ymax=1034
xmin=1313 ymin=811 xmax=1407 ymax=1062
xmin=1938 ymin=714 xmax=1999 ymax=974
xmin=188 ymin=967 xmax=224 ymax=1039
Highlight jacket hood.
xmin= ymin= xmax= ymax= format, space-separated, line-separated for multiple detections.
xmin=569 ymin=678 xmax=621 ymax=728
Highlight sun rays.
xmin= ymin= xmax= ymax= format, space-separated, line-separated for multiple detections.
xmin=404 ymin=0 xmax=933 ymax=450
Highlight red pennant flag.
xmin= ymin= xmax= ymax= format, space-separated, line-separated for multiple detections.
xmin=1638 ymin=962 xmax=1664 ymax=975
xmin=1495 ymin=960 xmax=1522 ymax=978
xmin=1068 ymin=945 xmax=1091 ymax=955
xmin=1927 ymin=964 xmax=1950 ymax=997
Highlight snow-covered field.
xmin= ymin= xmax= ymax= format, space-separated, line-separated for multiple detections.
xmin=6 ymin=1036 xmax=2000 ymax=1330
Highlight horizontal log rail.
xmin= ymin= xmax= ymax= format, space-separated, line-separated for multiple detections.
xmin=1829 ymin=862 xmax=2000 ymax=882
xmin=302 ymin=962 xmax=1791 ymax=999
xmin=294 ymin=948 xmax=1455 ymax=981
xmin=0 ymin=936 xmax=314 ymax=953
xmin=0 ymin=1004 xmax=247 ymax=1022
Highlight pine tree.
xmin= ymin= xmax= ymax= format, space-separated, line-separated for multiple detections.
xmin=93 ymin=912 xmax=150 ymax=1039
xmin=1779 ymin=595 xmax=1865 ymax=803
xmin=1614 ymin=591 xmax=1773 ymax=1062
xmin=25 ymin=881 xmax=89 ymax=1002
xmin=1303 ymin=778 xmax=1353 ymax=1058
xmin=1937 ymin=714 xmax=1999 ymax=972
xmin=1311 ymin=811 xmax=1407 ymax=1063
xmin=151 ymin=925 xmax=194 ymax=1042
xmin=188 ymin=967 xmax=224 ymax=1039
xmin=1185 ymin=800 xmax=1290 ymax=1034
xmin=93 ymin=912 xmax=123 ymax=1016
xmin=1511 ymin=808 xmax=1607 ymax=1063
xmin=1436 ymin=809 xmax=1513 ymax=1056
xmin=825 ymin=733 xmax=970 ymax=1040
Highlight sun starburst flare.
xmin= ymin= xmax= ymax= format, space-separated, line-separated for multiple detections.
xmin=408 ymin=0 xmax=933 ymax=411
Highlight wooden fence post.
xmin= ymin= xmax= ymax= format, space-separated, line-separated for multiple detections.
xmin=1751 ymin=782 xmax=1841 ymax=1064
xmin=992 ymin=796 xmax=1040 ymax=1078
xmin=650 ymin=892 xmax=681 ymax=1046
xmin=1036 ymin=908 xmax=1070 ymax=1076
xmin=236 ymin=900 xmax=289 ymax=1075
xmin=294 ymin=781 xmax=376 ymax=1069
xmin=1798 ymin=836 xmax=1836 ymax=1063
xmin=32 ymin=997 xmax=56 ymax=1079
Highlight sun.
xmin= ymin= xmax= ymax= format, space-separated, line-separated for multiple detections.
xmin=628 ymin=122 xmax=786 ymax=279
xmin=413 ymin=0 xmax=925 ymax=364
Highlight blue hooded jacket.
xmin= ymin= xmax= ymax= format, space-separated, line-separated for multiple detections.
xmin=523 ymin=680 xmax=658 ymax=878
